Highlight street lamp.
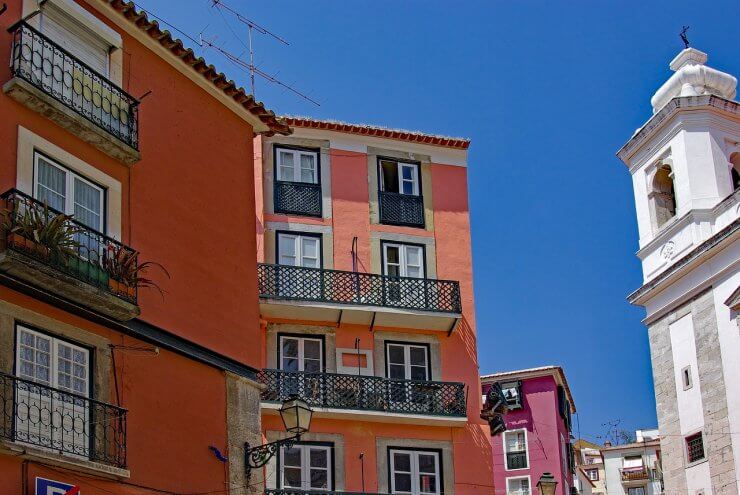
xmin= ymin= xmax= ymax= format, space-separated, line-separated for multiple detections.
xmin=244 ymin=396 xmax=313 ymax=482
xmin=536 ymin=472 xmax=558 ymax=495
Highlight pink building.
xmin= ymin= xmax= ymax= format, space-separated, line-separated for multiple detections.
xmin=481 ymin=366 xmax=577 ymax=495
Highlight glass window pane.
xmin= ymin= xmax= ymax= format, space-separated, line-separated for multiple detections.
xmin=303 ymin=358 xmax=321 ymax=373
xmin=279 ymin=236 xmax=296 ymax=257
xmin=310 ymin=448 xmax=327 ymax=468
xmin=304 ymin=340 xmax=321 ymax=359
xmin=393 ymin=452 xmax=411 ymax=472
xmin=389 ymin=364 xmax=406 ymax=379
xmin=279 ymin=151 xmax=295 ymax=181
xmin=36 ymin=157 xmax=66 ymax=211
xmin=282 ymin=357 xmax=299 ymax=372
xmin=310 ymin=469 xmax=328 ymax=489
xmin=419 ymin=474 xmax=437 ymax=494
xmin=282 ymin=447 xmax=302 ymax=467
xmin=283 ymin=467 xmax=302 ymax=487
xmin=386 ymin=246 xmax=400 ymax=264
xmin=406 ymin=247 xmax=422 ymax=267
xmin=418 ymin=454 xmax=436 ymax=473
xmin=410 ymin=366 xmax=427 ymax=381
xmin=402 ymin=181 xmax=414 ymax=195
xmin=282 ymin=338 xmax=299 ymax=358
xmin=409 ymin=347 xmax=427 ymax=366
xmin=394 ymin=473 xmax=412 ymax=492
xmin=300 ymin=154 xmax=316 ymax=183
xmin=388 ymin=346 xmax=405 ymax=365
xmin=73 ymin=178 xmax=102 ymax=230
xmin=401 ymin=166 xmax=413 ymax=181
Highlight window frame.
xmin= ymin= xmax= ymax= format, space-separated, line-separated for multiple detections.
xmin=33 ymin=151 xmax=107 ymax=234
xmin=499 ymin=380 xmax=522 ymax=409
xmin=586 ymin=468 xmax=599 ymax=481
xmin=505 ymin=476 xmax=531 ymax=495
xmin=377 ymin=157 xmax=422 ymax=197
xmin=274 ymin=144 xmax=321 ymax=185
xmin=13 ymin=322 xmax=94 ymax=399
xmin=380 ymin=241 xmax=427 ymax=279
xmin=277 ymin=333 xmax=326 ymax=373
xmin=627 ymin=487 xmax=646 ymax=495
xmin=275 ymin=231 xmax=323 ymax=269
xmin=685 ymin=432 xmax=706 ymax=465
xmin=681 ymin=365 xmax=693 ymax=390
xmin=503 ymin=428 xmax=529 ymax=471
xmin=384 ymin=340 xmax=432 ymax=381
xmin=387 ymin=446 xmax=443 ymax=495
xmin=277 ymin=441 xmax=335 ymax=491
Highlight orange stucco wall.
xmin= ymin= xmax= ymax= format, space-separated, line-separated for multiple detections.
xmin=256 ymin=137 xmax=493 ymax=494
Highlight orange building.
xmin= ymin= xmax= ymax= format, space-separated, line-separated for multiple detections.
xmin=0 ymin=1 xmax=289 ymax=494
xmin=253 ymin=118 xmax=493 ymax=495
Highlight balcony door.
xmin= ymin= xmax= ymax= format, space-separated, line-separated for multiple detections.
xmin=380 ymin=159 xmax=420 ymax=196
xmin=389 ymin=449 xmax=441 ymax=495
xmin=14 ymin=325 xmax=90 ymax=458
xmin=279 ymin=335 xmax=324 ymax=404
xmin=504 ymin=430 xmax=528 ymax=470
xmin=276 ymin=232 xmax=321 ymax=299
xmin=386 ymin=343 xmax=432 ymax=411
xmin=382 ymin=242 xmax=425 ymax=307
xmin=280 ymin=443 xmax=333 ymax=491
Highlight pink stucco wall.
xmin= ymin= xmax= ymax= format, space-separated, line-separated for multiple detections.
xmin=484 ymin=375 xmax=572 ymax=495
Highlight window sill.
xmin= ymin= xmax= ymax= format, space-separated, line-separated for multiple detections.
xmin=0 ymin=440 xmax=130 ymax=479
xmin=686 ymin=457 xmax=708 ymax=469
xmin=3 ymin=77 xmax=140 ymax=165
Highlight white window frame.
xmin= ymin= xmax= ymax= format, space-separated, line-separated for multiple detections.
xmin=385 ymin=343 xmax=430 ymax=381
xmin=15 ymin=325 xmax=90 ymax=395
xmin=33 ymin=152 xmax=105 ymax=232
xmin=276 ymin=147 xmax=319 ymax=184
xmin=389 ymin=448 xmax=441 ymax=495
xmin=277 ymin=233 xmax=321 ymax=268
xmin=503 ymin=429 xmax=529 ymax=471
xmin=382 ymin=242 xmax=425 ymax=279
xmin=627 ymin=487 xmax=646 ymax=495
xmin=380 ymin=159 xmax=420 ymax=196
xmin=586 ymin=468 xmax=599 ymax=481
xmin=506 ymin=476 xmax=531 ymax=495
xmin=279 ymin=443 xmax=333 ymax=491
xmin=279 ymin=335 xmax=324 ymax=372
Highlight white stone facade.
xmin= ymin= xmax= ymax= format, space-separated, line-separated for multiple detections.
xmin=618 ymin=48 xmax=740 ymax=495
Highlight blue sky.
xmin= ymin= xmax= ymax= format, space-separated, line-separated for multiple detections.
xmin=144 ymin=0 xmax=740 ymax=443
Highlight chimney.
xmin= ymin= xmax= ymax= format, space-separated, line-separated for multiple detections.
xmin=604 ymin=441 xmax=612 ymax=447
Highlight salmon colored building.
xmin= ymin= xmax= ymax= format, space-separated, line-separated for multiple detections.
xmin=252 ymin=118 xmax=493 ymax=495
xmin=0 ymin=1 xmax=289 ymax=494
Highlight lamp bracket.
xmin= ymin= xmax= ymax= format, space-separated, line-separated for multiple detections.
xmin=244 ymin=435 xmax=301 ymax=482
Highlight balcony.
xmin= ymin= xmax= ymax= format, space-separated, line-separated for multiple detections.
xmin=257 ymin=263 xmax=462 ymax=331
xmin=274 ymin=180 xmax=322 ymax=217
xmin=379 ymin=191 xmax=424 ymax=227
xmin=506 ymin=451 xmax=528 ymax=470
xmin=0 ymin=372 xmax=127 ymax=469
xmin=5 ymin=22 xmax=140 ymax=164
xmin=0 ymin=189 xmax=141 ymax=321
xmin=620 ymin=467 xmax=650 ymax=483
xmin=258 ymin=369 xmax=467 ymax=425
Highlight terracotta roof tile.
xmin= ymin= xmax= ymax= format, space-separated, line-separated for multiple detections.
xmin=105 ymin=0 xmax=291 ymax=136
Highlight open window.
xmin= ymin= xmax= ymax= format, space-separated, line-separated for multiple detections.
xmin=730 ymin=153 xmax=740 ymax=191
xmin=378 ymin=158 xmax=424 ymax=227
xmin=650 ymin=163 xmax=677 ymax=229
xmin=500 ymin=381 xmax=521 ymax=408
xmin=504 ymin=430 xmax=528 ymax=470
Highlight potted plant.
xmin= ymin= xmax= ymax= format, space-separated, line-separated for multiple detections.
xmin=3 ymin=201 xmax=82 ymax=260
xmin=102 ymin=244 xmax=169 ymax=300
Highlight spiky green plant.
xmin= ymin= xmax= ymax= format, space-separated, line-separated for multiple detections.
xmin=4 ymin=201 xmax=82 ymax=259
xmin=102 ymin=243 xmax=169 ymax=297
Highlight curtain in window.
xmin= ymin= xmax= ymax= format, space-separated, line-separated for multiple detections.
xmin=36 ymin=157 xmax=67 ymax=211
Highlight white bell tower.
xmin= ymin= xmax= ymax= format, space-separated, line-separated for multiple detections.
xmin=617 ymin=47 xmax=740 ymax=495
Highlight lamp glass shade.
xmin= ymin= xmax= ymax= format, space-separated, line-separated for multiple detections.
xmin=279 ymin=396 xmax=313 ymax=435
xmin=536 ymin=472 xmax=558 ymax=495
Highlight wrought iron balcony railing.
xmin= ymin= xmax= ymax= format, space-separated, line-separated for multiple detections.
xmin=506 ymin=451 xmax=528 ymax=470
xmin=274 ymin=180 xmax=322 ymax=217
xmin=0 ymin=372 xmax=127 ymax=468
xmin=1 ymin=189 xmax=139 ymax=304
xmin=620 ymin=467 xmax=650 ymax=482
xmin=258 ymin=369 xmax=467 ymax=417
xmin=257 ymin=263 xmax=461 ymax=314
xmin=9 ymin=22 xmax=139 ymax=149
xmin=379 ymin=191 xmax=424 ymax=227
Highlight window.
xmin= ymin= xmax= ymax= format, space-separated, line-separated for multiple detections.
xmin=506 ymin=477 xmax=530 ymax=495
xmin=730 ymin=153 xmax=740 ymax=191
xmin=34 ymin=153 xmax=105 ymax=232
xmin=14 ymin=325 xmax=90 ymax=454
xmin=500 ymin=381 xmax=521 ymax=408
xmin=389 ymin=448 xmax=440 ymax=495
xmin=383 ymin=243 xmax=424 ymax=279
xmin=686 ymin=433 xmax=705 ymax=464
xmin=504 ymin=430 xmax=528 ymax=470
xmin=280 ymin=443 xmax=332 ymax=491
xmin=279 ymin=336 xmax=323 ymax=372
xmin=682 ymin=365 xmax=693 ymax=390
xmin=277 ymin=233 xmax=321 ymax=268
xmin=386 ymin=343 xmax=430 ymax=381
xmin=650 ymin=163 xmax=677 ymax=229
xmin=627 ymin=488 xmax=645 ymax=495
xmin=623 ymin=455 xmax=643 ymax=469
xmin=586 ymin=469 xmax=599 ymax=481
xmin=276 ymin=147 xmax=319 ymax=184
xmin=40 ymin=4 xmax=110 ymax=76
xmin=380 ymin=159 xmax=420 ymax=196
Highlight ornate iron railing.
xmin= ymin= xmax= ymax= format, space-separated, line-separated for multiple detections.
xmin=620 ymin=467 xmax=650 ymax=482
xmin=0 ymin=372 xmax=127 ymax=468
xmin=506 ymin=451 xmax=528 ymax=470
xmin=1 ymin=189 xmax=139 ymax=304
xmin=257 ymin=263 xmax=461 ymax=314
xmin=274 ymin=180 xmax=322 ymax=217
xmin=379 ymin=191 xmax=424 ymax=227
xmin=8 ymin=22 xmax=139 ymax=149
xmin=258 ymin=369 xmax=467 ymax=417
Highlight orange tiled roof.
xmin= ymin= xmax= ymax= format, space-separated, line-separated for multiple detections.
xmin=284 ymin=117 xmax=470 ymax=150
xmin=105 ymin=0 xmax=291 ymax=136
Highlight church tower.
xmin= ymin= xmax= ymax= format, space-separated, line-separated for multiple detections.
xmin=617 ymin=47 xmax=739 ymax=495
